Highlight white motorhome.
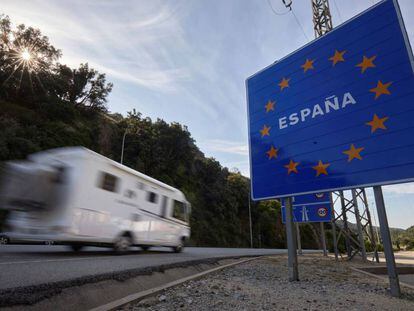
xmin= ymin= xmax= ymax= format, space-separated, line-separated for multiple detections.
xmin=0 ymin=147 xmax=191 ymax=253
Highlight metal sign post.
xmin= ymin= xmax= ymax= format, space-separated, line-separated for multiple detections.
xmin=296 ymin=223 xmax=302 ymax=255
xmin=320 ymin=222 xmax=327 ymax=257
xmin=282 ymin=193 xmax=331 ymax=257
xmin=285 ymin=197 xmax=299 ymax=281
xmin=373 ymin=186 xmax=400 ymax=297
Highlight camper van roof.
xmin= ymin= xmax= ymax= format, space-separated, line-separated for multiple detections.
xmin=29 ymin=146 xmax=183 ymax=195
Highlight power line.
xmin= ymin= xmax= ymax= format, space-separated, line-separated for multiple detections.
xmin=332 ymin=0 xmax=343 ymax=23
xmin=265 ymin=0 xmax=310 ymax=42
xmin=266 ymin=0 xmax=290 ymax=16
xmin=291 ymin=9 xmax=310 ymax=41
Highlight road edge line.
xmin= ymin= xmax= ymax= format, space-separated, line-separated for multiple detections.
xmin=89 ymin=256 xmax=262 ymax=311
xmin=350 ymin=266 xmax=414 ymax=291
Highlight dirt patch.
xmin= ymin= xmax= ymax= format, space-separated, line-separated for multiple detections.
xmin=121 ymin=255 xmax=414 ymax=311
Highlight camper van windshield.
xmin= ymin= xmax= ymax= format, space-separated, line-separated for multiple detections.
xmin=173 ymin=200 xmax=187 ymax=223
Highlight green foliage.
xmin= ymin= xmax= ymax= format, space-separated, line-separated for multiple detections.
xmin=53 ymin=63 xmax=113 ymax=112
xmin=394 ymin=225 xmax=414 ymax=250
xmin=0 ymin=15 xmax=112 ymax=113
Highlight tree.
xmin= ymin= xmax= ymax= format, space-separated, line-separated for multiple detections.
xmin=0 ymin=15 xmax=112 ymax=112
xmin=54 ymin=63 xmax=113 ymax=112
xmin=0 ymin=15 xmax=61 ymax=102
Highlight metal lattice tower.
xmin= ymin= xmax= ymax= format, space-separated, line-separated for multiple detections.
xmin=331 ymin=190 xmax=379 ymax=262
xmin=311 ymin=0 xmax=333 ymax=37
xmin=309 ymin=0 xmax=379 ymax=262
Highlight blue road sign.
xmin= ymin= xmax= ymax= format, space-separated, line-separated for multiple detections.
xmin=281 ymin=204 xmax=332 ymax=223
xmin=289 ymin=192 xmax=330 ymax=206
xmin=281 ymin=192 xmax=332 ymax=223
xmin=246 ymin=0 xmax=414 ymax=200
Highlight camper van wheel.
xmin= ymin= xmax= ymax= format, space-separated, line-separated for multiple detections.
xmin=70 ymin=245 xmax=83 ymax=252
xmin=172 ymin=241 xmax=184 ymax=253
xmin=0 ymin=236 xmax=9 ymax=245
xmin=114 ymin=236 xmax=132 ymax=254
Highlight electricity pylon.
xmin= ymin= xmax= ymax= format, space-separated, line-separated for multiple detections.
xmin=310 ymin=0 xmax=379 ymax=262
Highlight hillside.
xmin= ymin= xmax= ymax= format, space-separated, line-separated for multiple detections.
xmin=395 ymin=226 xmax=414 ymax=250
xmin=0 ymin=15 xmax=294 ymax=249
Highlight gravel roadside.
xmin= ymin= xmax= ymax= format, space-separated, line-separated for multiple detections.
xmin=120 ymin=255 xmax=414 ymax=311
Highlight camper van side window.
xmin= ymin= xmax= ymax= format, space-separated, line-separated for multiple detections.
xmin=99 ymin=172 xmax=119 ymax=192
xmin=147 ymin=191 xmax=158 ymax=203
xmin=161 ymin=196 xmax=168 ymax=217
xmin=124 ymin=189 xmax=136 ymax=199
xmin=173 ymin=200 xmax=187 ymax=222
xmin=51 ymin=166 xmax=66 ymax=184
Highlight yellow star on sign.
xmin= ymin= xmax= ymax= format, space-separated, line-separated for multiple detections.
xmin=265 ymin=100 xmax=275 ymax=113
xmin=312 ymin=160 xmax=330 ymax=177
xmin=329 ymin=50 xmax=346 ymax=66
xmin=370 ymin=80 xmax=392 ymax=99
xmin=342 ymin=144 xmax=364 ymax=162
xmin=356 ymin=55 xmax=376 ymax=73
xmin=301 ymin=59 xmax=315 ymax=73
xmin=278 ymin=77 xmax=290 ymax=91
xmin=266 ymin=145 xmax=278 ymax=159
xmin=366 ymin=114 xmax=389 ymax=133
xmin=260 ymin=125 xmax=271 ymax=137
xmin=284 ymin=159 xmax=299 ymax=175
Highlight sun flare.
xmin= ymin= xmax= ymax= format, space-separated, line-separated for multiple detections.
xmin=21 ymin=49 xmax=31 ymax=61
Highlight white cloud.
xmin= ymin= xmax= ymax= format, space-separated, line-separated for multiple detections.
xmin=200 ymin=139 xmax=249 ymax=156
xmin=2 ymin=0 xmax=192 ymax=93
xmin=383 ymin=183 xmax=414 ymax=195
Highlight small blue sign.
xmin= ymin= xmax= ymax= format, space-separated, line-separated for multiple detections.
xmin=281 ymin=192 xmax=332 ymax=223
xmin=281 ymin=204 xmax=332 ymax=223
xmin=290 ymin=192 xmax=330 ymax=206
xmin=247 ymin=0 xmax=414 ymax=200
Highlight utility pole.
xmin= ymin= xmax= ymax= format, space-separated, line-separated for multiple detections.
xmin=120 ymin=129 xmax=128 ymax=165
xmin=248 ymin=191 xmax=253 ymax=248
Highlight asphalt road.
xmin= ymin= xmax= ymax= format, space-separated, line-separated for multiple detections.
xmin=0 ymin=245 xmax=294 ymax=290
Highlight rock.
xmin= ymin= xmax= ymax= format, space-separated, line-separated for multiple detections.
xmin=176 ymin=292 xmax=188 ymax=298
xmin=138 ymin=296 xmax=159 ymax=307
xmin=159 ymin=294 xmax=167 ymax=302
xmin=233 ymin=292 xmax=243 ymax=300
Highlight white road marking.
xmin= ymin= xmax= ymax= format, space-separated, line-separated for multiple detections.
xmin=0 ymin=256 xmax=128 ymax=265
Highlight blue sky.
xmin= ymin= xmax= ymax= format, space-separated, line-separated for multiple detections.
xmin=2 ymin=0 xmax=414 ymax=228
